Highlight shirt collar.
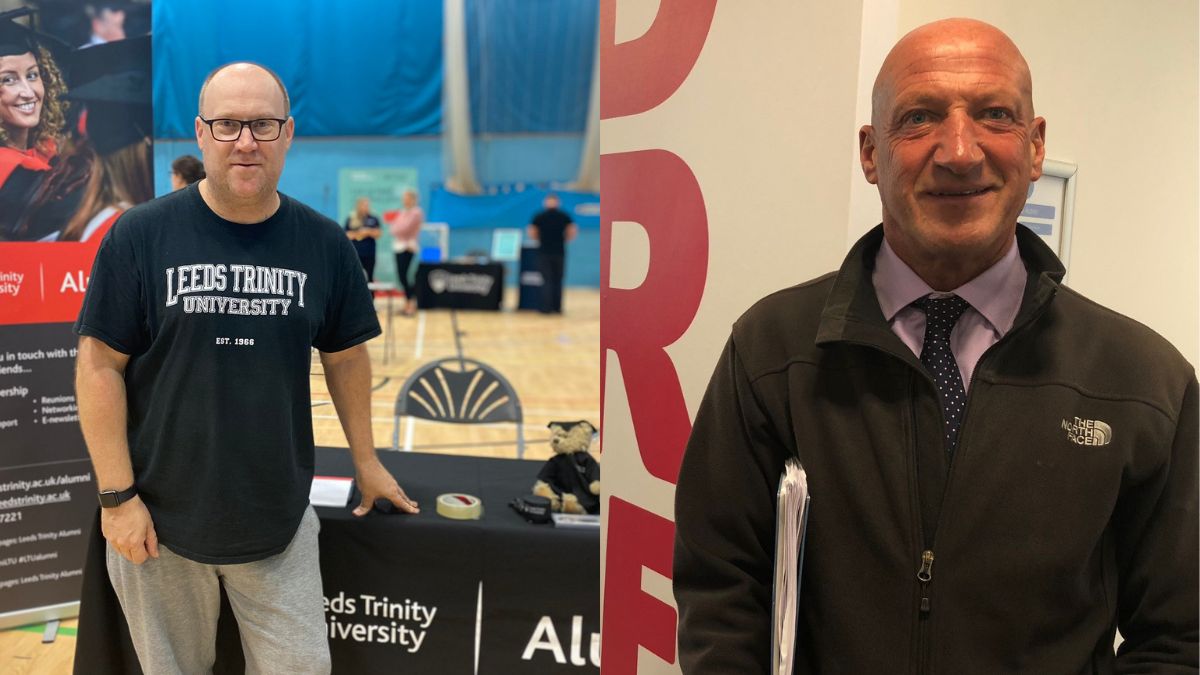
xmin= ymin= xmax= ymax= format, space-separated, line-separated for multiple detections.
xmin=872 ymin=235 xmax=1026 ymax=335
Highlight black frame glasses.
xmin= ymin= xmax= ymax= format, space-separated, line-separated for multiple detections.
xmin=199 ymin=116 xmax=288 ymax=142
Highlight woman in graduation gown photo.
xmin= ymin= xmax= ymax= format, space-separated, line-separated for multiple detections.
xmin=0 ymin=7 xmax=72 ymax=241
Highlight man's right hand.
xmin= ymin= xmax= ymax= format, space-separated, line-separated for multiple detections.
xmin=101 ymin=496 xmax=160 ymax=564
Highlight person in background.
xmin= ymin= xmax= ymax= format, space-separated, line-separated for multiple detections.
xmin=170 ymin=154 xmax=203 ymax=190
xmin=56 ymin=35 xmax=152 ymax=242
xmin=388 ymin=188 xmax=423 ymax=316
xmin=527 ymin=193 xmax=576 ymax=314
xmin=81 ymin=3 xmax=124 ymax=48
xmin=344 ymin=195 xmax=381 ymax=281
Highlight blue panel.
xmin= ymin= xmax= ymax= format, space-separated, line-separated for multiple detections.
xmin=1018 ymin=221 xmax=1053 ymax=236
xmin=155 ymin=136 xmax=587 ymax=215
xmin=448 ymin=229 xmax=599 ymax=288
xmin=466 ymin=0 xmax=597 ymax=134
xmin=153 ymin=0 xmax=442 ymax=138
xmin=426 ymin=188 xmax=599 ymax=231
xmin=1020 ymin=203 xmax=1056 ymax=219
xmin=153 ymin=135 xmax=598 ymax=287
xmin=154 ymin=137 xmax=442 ymax=221
xmin=428 ymin=187 xmax=600 ymax=287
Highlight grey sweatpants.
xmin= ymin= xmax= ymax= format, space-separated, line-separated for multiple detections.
xmin=106 ymin=506 xmax=331 ymax=675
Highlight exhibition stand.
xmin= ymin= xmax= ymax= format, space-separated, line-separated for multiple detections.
xmin=74 ymin=449 xmax=600 ymax=674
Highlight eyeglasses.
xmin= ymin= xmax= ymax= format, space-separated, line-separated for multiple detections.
xmin=199 ymin=116 xmax=288 ymax=142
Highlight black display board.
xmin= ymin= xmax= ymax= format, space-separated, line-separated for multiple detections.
xmin=518 ymin=246 xmax=544 ymax=311
xmin=416 ymin=262 xmax=505 ymax=310
xmin=0 ymin=323 xmax=96 ymax=625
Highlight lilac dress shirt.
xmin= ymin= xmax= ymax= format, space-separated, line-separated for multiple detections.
xmin=871 ymin=236 xmax=1027 ymax=391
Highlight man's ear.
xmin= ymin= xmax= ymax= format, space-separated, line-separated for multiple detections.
xmin=859 ymin=125 xmax=879 ymax=185
xmin=281 ymin=116 xmax=295 ymax=150
xmin=1028 ymin=116 xmax=1046 ymax=181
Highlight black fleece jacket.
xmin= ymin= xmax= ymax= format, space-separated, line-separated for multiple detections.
xmin=674 ymin=225 xmax=1198 ymax=674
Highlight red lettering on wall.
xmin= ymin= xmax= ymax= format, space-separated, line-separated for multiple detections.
xmin=599 ymin=0 xmax=718 ymax=119
xmin=601 ymin=497 xmax=677 ymax=671
xmin=600 ymin=150 xmax=707 ymax=484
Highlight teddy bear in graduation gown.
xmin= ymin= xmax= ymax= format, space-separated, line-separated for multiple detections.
xmin=532 ymin=420 xmax=600 ymax=515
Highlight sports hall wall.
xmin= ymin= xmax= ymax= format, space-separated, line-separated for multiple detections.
xmin=153 ymin=0 xmax=601 ymax=287
xmin=598 ymin=1 xmax=1198 ymax=673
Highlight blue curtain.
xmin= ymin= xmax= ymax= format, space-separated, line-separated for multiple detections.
xmin=152 ymin=0 xmax=597 ymax=139
xmin=153 ymin=0 xmax=443 ymax=138
xmin=466 ymin=0 xmax=597 ymax=134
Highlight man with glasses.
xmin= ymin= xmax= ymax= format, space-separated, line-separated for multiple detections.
xmin=75 ymin=62 xmax=418 ymax=674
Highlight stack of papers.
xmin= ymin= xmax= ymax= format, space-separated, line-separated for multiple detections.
xmin=551 ymin=513 xmax=600 ymax=529
xmin=771 ymin=458 xmax=811 ymax=675
xmin=309 ymin=476 xmax=354 ymax=507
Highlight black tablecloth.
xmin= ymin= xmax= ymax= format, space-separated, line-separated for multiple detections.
xmin=416 ymin=262 xmax=505 ymax=310
xmin=74 ymin=449 xmax=599 ymax=674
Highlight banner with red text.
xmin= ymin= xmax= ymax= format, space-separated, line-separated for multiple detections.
xmin=0 ymin=13 xmax=153 ymax=628
xmin=598 ymin=2 xmax=867 ymax=672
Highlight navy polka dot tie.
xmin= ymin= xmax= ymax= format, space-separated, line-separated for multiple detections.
xmin=913 ymin=295 xmax=970 ymax=455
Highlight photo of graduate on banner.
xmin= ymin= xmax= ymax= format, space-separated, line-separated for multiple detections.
xmin=0 ymin=5 xmax=151 ymax=243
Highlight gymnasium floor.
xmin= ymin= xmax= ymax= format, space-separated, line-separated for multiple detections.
xmin=0 ymin=289 xmax=601 ymax=673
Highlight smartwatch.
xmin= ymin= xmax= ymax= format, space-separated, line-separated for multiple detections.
xmin=97 ymin=485 xmax=138 ymax=508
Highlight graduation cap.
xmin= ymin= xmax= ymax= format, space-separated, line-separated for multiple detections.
xmin=65 ymin=32 xmax=145 ymax=91
xmin=0 ymin=8 xmax=70 ymax=59
xmin=548 ymin=420 xmax=598 ymax=434
xmin=87 ymin=2 xmax=134 ymax=16
xmin=64 ymin=34 xmax=151 ymax=155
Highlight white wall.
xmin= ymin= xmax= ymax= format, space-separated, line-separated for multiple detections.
xmin=601 ymin=1 xmax=865 ymax=672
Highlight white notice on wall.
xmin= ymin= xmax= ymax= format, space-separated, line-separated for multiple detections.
xmin=1020 ymin=176 xmax=1065 ymax=254
xmin=310 ymin=476 xmax=354 ymax=507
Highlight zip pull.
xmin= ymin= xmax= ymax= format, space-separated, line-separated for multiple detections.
xmin=917 ymin=550 xmax=934 ymax=583
xmin=917 ymin=550 xmax=934 ymax=615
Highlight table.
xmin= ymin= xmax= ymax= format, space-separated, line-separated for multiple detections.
xmin=74 ymin=449 xmax=599 ymax=674
xmin=416 ymin=262 xmax=504 ymax=310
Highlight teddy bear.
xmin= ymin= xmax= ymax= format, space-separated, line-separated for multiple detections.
xmin=532 ymin=420 xmax=600 ymax=515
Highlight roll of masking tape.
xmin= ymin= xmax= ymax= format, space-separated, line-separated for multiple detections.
xmin=436 ymin=493 xmax=483 ymax=520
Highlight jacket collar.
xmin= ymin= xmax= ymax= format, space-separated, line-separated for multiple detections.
xmin=815 ymin=224 xmax=1066 ymax=356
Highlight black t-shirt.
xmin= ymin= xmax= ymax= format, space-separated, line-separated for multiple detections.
xmin=531 ymin=207 xmax=572 ymax=255
xmin=75 ymin=183 xmax=381 ymax=563
xmin=344 ymin=213 xmax=380 ymax=259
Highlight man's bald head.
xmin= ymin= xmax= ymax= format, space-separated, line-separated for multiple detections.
xmin=857 ymin=17 xmax=1046 ymax=291
xmin=193 ymin=61 xmax=296 ymax=221
xmin=871 ymin=18 xmax=1034 ymax=126
xmin=198 ymin=62 xmax=290 ymax=118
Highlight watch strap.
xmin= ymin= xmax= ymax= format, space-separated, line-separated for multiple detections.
xmin=97 ymin=485 xmax=138 ymax=508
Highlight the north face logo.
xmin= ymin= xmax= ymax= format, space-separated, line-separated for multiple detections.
xmin=1062 ymin=417 xmax=1113 ymax=446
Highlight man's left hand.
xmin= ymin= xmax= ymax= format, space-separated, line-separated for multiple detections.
xmin=353 ymin=459 xmax=419 ymax=516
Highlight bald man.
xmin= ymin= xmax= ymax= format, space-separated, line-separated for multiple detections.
xmin=75 ymin=62 xmax=418 ymax=674
xmin=673 ymin=19 xmax=1197 ymax=673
